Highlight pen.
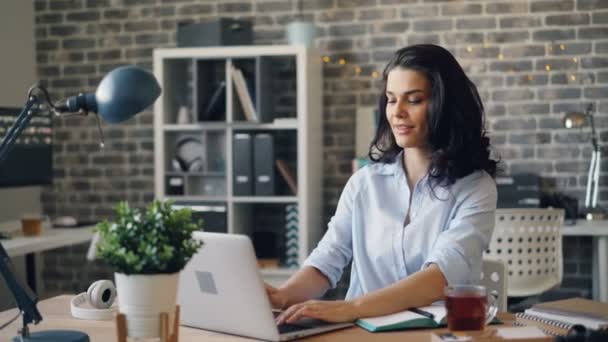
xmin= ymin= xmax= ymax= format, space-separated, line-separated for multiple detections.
xmin=409 ymin=307 xmax=435 ymax=319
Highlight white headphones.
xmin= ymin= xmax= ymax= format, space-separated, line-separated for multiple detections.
xmin=70 ymin=280 xmax=118 ymax=320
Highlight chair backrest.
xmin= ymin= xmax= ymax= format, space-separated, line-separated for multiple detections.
xmin=484 ymin=208 xmax=564 ymax=297
xmin=480 ymin=259 xmax=507 ymax=312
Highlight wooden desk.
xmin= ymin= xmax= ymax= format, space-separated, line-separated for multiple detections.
xmin=0 ymin=296 xmax=551 ymax=342
xmin=562 ymin=220 xmax=608 ymax=302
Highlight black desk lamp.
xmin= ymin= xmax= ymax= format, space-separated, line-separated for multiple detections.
xmin=0 ymin=65 xmax=161 ymax=342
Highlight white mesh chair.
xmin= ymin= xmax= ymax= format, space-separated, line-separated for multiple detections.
xmin=481 ymin=259 xmax=507 ymax=312
xmin=484 ymin=208 xmax=564 ymax=298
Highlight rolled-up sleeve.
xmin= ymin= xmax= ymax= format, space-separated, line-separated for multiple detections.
xmin=422 ymin=175 xmax=497 ymax=285
xmin=303 ymin=173 xmax=359 ymax=288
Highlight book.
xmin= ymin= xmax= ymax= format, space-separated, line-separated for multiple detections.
xmin=514 ymin=297 xmax=608 ymax=332
xmin=356 ymin=306 xmax=447 ymax=332
xmin=230 ymin=65 xmax=258 ymax=122
xmin=532 ymin=297 xmax=608 ymax=321
xmin=520 ymin=308 xmax=608 ymax=331
xmin=200 ymin=81 xmax=226 ymax=121
xmin=275 ymin=159 xmax=297 ymax=195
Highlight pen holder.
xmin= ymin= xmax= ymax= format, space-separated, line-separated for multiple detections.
xmin=116 ymin=305 xmax=180 ymax=342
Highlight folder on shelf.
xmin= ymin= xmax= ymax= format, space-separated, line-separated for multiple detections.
xmin=233 ymin=133 xmax=253 ymax=196
xmin=230 ymin=65 xmax=258 ymax=122
xmin=253 ymin=133 xmax=274 ymax=196
xmin=275 ymin=159 xmax=297 ymax=195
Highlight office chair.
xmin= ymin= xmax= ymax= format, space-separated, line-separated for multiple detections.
xmin=484 ymin=208 xmax=565 ymax=310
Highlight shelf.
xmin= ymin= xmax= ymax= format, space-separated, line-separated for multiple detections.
xmin=231 ymin=121 xmax=298 ymax=130
xmin=164 ymin=121 xmax=298 ymax=131
xmin=155 ymin=46 xmax=322 ymax=271
xmin=232 ymin=196 xmax=298 ymax=203
xmin=166 ymin=171 xmax=225 ymax=177
xmin=164 ymin=195 xmax=227 ymax=202
xmin=164 ymin=123 xmax=226 ymax=131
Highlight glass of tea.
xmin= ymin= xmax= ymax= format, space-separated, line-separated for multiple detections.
xmin=444 ymin=285 xmax=497 ymax=331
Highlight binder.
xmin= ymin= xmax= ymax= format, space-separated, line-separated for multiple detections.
xmin=233 ymin=133 xmax=253 ymax=196
xmin=253 ymin=133 xmax=274 ymax=196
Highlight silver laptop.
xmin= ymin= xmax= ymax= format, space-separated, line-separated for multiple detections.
xmin=178 ymin=232 xmax=353 ymax=341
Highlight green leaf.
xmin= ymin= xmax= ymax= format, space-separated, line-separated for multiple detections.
xmin=96 ymin=199 xmax=204 ymax=274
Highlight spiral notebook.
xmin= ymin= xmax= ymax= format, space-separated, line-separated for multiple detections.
xmin=515 ymin=298 xmax=608 ymax=336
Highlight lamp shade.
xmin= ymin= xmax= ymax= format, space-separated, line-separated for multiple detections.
xmin=65 ymin=65 xmax=161 ymax=123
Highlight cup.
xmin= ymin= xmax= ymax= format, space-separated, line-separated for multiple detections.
xmin=21 ymin=215 xmax=43 ymax=236
xmin=444 ymin=285 xmax=497 ymax=331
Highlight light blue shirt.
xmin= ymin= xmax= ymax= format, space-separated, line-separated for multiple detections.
xmin=303 ymin=152 xmax=497 ymax=300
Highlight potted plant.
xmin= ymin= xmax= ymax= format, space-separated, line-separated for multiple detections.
xmin=286 ymin=0 xmax=316 ymax=47
xmin=96 ymin=200 xmax=203 ymax=338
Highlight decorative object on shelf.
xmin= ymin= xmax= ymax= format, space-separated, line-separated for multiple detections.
xmin=286 ymin=0 xmax=316 ymax=47
xmin=95 ymin=200 xmax=203 ymax=339
xmin=562 ymin=104 xmax=604 ymax=221
xmin=276 ymin=159 xmax=297 ymax=195
xmin=176 ymin=105 xmax=192 ymax=124
xmin=284 ymin=204 xmax=299 ymax=268
xmin=177 ymin=18 xmax=252 ymax=47
xmin=0 ymin=64 xmax=160 ymax=342
xmin=172 ymin=136 xmax=205 ymax=172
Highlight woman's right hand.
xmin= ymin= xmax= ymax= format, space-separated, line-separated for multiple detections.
xmin=265 ymin=283 xmax=288 ymax=309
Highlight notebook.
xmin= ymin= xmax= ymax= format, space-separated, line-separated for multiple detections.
xmin=356 ymin=306 xmax=447 ymax=332
xmin=515 ymin=298 xmax=608 ymax=333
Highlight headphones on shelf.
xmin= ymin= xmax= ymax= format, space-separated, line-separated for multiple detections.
xmin=70 ymin=280 xmax=118 ymax=321
xmin=171 ymin=136 xmax=205 ymax=172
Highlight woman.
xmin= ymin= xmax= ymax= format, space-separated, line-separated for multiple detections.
xmin=269 ymin=44 xmax=498 ymax=324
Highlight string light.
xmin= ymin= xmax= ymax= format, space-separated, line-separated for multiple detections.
xmin=545 ymin=64 xmax=551 ymax=71
xmin=528 ymin=75 xmax=534 ymax=81
xmin=338 ymin=58 xmax=346 ymax=65
xmin=570 ymin=74 xmax=576 ymax=81
xmin=560 ymin=44 xmax=565 ymax=50
xmin=372 ymin=71 xmax=380 ymax=78
xmin=497 ymin=53 xmax=504 ymax=60
xmin=322 ymin=56 xmax=330 ymax=63
xmin=355 ymin=66 xmax=362 ymax=74
xmin=466 ymin=46 xmax=473 ymax=53
xmin=572 ymin=57 xmax=578 ymax=63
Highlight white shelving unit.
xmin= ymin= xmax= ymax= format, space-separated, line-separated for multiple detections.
xmin=153 ymin=45 xmax=323 ymax=285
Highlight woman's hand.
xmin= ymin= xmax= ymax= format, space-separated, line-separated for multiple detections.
xmin=275 ymin=300 xmax=359 ymax=324
xmin=265 ymin=283 xmax=288 ymax=309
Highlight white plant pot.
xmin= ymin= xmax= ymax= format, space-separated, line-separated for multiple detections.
xmin=286 ymin=21 xmax=316 ymax=47
xmin=115 ymin=272 xmax=179 ymax=339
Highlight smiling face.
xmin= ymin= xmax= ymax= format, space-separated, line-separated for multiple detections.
xmin=385 ymin=67 xmax=431 ymax=150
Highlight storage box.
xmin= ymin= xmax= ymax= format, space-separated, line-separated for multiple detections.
xmin=177 ymin=18 xmax=253 ymax=47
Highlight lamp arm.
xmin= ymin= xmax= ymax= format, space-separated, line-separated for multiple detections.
xmin=0 ymin=242 xmax=42 ymax=328
xmin=586 ymin=104 xmax=599 ymax=152
xmin=0 ymin=95 xmax=39 ymax=165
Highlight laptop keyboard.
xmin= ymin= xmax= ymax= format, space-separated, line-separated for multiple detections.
xmin=274 ymin=311 xmax=333 ymax=335
xmin=278 ymin=323 xmax=314 ymax=334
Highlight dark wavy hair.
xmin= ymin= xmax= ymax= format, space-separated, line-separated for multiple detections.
xmin=369 ymin=44 xmax=497 ymax=190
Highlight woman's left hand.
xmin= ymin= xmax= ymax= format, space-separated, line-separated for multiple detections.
xmin=275 ymin=300 xmax=359 ymax=324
